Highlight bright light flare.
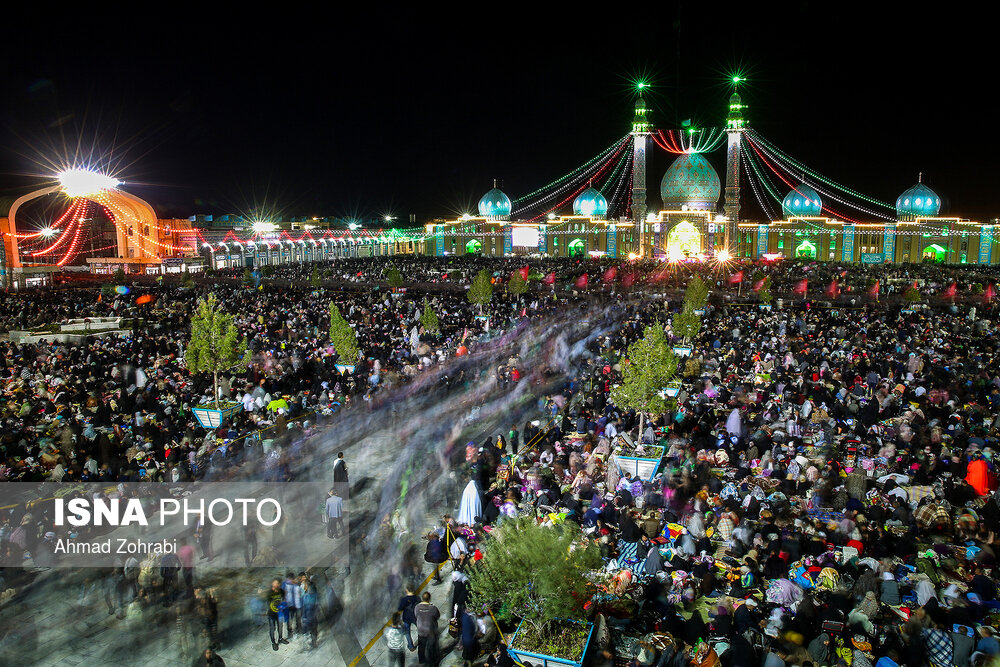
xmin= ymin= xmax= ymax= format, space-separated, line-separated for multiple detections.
xmin=58 ymin=169 xmax=119 ymax=198
xmin=716 ymin=249 xmax=732 ymax=263
xmin=41 ymin=227 xmax=56 ymax=238
xmin=252 ymin=221 xmax=277 ymax=233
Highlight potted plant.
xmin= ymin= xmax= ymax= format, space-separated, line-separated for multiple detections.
xmin=468 ymin=269 xmax=493 ymax=322
xmin=329 ymin=302 xmax=359 ymax=374
xmin=611 ymin=433 xmax=666 ymax=482
xmin=384 ymin=265 xmax=405 ymax=294
xmin=467 ymin=518 xmax=600 ymax=667
xmin=759 ymin=276 xmax=773 ymax=311
xmin=609 ymin=322 xmax=677 ymax=444
xmin=184 ymin=294 xmax=250 ymax=428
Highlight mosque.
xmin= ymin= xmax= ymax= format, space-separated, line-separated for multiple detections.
xmin=425 ymin=90 xmax=998 ymax=265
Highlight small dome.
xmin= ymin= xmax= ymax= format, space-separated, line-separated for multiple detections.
xmin=896 ymin=182 xmax=941 ymax=219
xmin=478 ymin=187 xmax=511 ymax=218
xmin=782 ymin=185 xmax=823 ymax=218
xmin=660 ymin=153 xmax=721 ymax=211
xmin=573 ymin=187 xmax=608 ymax=217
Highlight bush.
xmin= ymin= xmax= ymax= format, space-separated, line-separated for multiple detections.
xmin=903 ymin=287 xmax=921 ymax=303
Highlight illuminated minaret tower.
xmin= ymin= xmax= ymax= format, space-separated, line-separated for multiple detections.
xmin=631 ymin=92 xmax=652 ymax=253
xmin=723 ymin=78 xmax=746 ymax=249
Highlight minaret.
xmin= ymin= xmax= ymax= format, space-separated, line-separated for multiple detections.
xmin=723 ymin=87 xmax=746 ymax=249
xmin=631 ymin=95 xmax=652 ymax=253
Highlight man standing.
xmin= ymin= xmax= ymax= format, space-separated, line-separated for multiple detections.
xmin=301 ymin=578 xmax=320 ymax=649
xmin=397 ymin=585 xmax=420 ymax=652
xmin=414 ymin=591 xmax=441 ymax=667
xmin=266 ymin=579 xmax=287 ymax=651
xmin=282 ymin=571 xmax=302 ymax=639
xmin=333 ymin=452 xmax=349 ymax=495
xmin=325 ymin=488 xmax=345 ymax=539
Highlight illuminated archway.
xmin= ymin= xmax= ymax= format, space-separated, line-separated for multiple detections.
xmin=922 ymin=243 xmax=947 ymax=263
xmin=795 ymin=239 xmax=817 ymax=259
xmin=568 ymin=238 xmax=586 ymax=257
xmin=465 ymin=239 xmax=482 ymax=254
xmin=665 ymin=221 xmax=701 ymax=256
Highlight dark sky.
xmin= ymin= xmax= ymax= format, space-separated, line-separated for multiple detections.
xmin=1 ymin=4 xmax=995 ymax=223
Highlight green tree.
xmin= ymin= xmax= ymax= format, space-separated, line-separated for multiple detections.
xmin=310 ymin=265 xmax=322 ymax=288
xmin=507 ymin=270 xmax=527 ymax=297
xmin=683 ymin=274 xmax=709 ymax=311
xmin=466 ymin=517 xmax=601 ymax=643
xmin=467 ymin=269 xmax=494 ymax=314
xmin=184 ymin=294 xmax=251 ymax=409
xmin=420 ymin=297 xmax=440 ymax=333
xmin=243 ymin=268 xmax=253 ymax=285
xmin=113 ymin=267 xmax=126 ymax=284
xmin=329 ymin=303 xmax=359 ymax=365
xmin=384 ymin=265 xmax=403 ymax=289
xmin=759 ymin=276 xmax=773 ymax=305
xmin=903 ymin=286 xmax=921 ymax=303
xmin=671 ymin=309 xmax=702 ymax=344
xmin=609 ymin=322 xmax=678 ymax=439
xmin=181 ymin=267 xmax=195 ymax=288
xmin=972 ymin=282 xmax=984 ymax=295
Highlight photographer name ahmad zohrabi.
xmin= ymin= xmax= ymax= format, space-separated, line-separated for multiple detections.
xmin=53 ymin=537 xmax=178 ymax=555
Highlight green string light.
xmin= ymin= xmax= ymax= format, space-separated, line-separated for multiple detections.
xmin=512 ymin=135 xmax=629 ymax=205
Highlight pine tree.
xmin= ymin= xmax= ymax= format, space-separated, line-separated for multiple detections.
xmin=181 ymin=267 xmax=195 ymax=288
xmin=420 ymin=297 xmax=440 ymax=333
xmin=904 ymin=286 xmax=921 ymax=303
xmin=184 ymin=294 xmax=251 ymax=409
xmin=384 ymin=265 xmax=403 ymax=289
xmin=609 ymin=322 xmax=678 ymax=439
xmin=671 ymin=309 xmax=702 ymax=344
xmin=329 ymin=303 xmax=360 ymax=365
xmin=507 ymin=271 xmax=527 ymax=297
xmin=113 ymin=267 xmax=126 ymax=284
xmin=310 ymin=265 xmax=321 ymax=288
xmin=466 ymin=517 xmax=601 ymax=643
xmin=467 ymin=269 xmax=494 ymax=313
xmin=759 ymin=276 xmax=773 ymax=305
xmin=683 ymin=274 xmax=709 ymax=311
xmin=243 ymin=268 xmax=253 ymax=285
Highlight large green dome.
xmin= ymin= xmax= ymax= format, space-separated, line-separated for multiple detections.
xmin=782 ymin=185 xmax=823 ymax=218
xmin=896 ymin=182 xmax=941 ymax=219
xmin=660 ymin=153 xmax=721 ymax=211
xmin=478 ymin=187 xmax=511 ymax=218
xmin=573 ymin=186 xmax=608 ymax=217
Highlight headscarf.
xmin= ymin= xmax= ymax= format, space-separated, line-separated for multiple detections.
xmin=808 ymin=633 xmax=831 ymax=663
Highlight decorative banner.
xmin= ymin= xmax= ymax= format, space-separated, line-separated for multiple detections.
xmin=980 ymin=225 xmax=993 ymax=265
xmin=860 ymin=253 xmax=884 ymax=264
xmin=882 ymin=222 xmax=896 ymax=263
xmin=538 ymin=224 xmax=547 ymax=253
xmin=607 ymin=224 xmax=617 ymax=258
xmin=435 ymin=226 xmax=444 ymax=256
xmin=653 ymin=222 xmax=662 ymax=253
xmin=756 ymin=224 xmax=769 ymax=259
xmin=841 ymin=224 xmax=855 ymax=262
xmin=503 ymin=225 xmax=512 ymax=255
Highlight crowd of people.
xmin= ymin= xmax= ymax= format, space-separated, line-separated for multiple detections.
xmin=2 ymin=253 xmax=1000 ymax=666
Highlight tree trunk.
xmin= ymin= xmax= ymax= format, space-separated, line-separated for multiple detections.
xmin=638 ymin=412 xmax=645 ymax=445
xmin=213 ymin=370 xmax=220 ymax=410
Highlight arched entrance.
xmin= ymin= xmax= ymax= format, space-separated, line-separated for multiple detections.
xmin=568 ymin=238 xmax=586 ymax=257
xmin=665 ymin=221 xmax=701 ymax=257
xmin=922 ymin=243 xmax=946 ymax=263
xmin=465 ymin=239 xmax=482 ymax=254
xmin=795 ymin=239 xmax=817 ymax=259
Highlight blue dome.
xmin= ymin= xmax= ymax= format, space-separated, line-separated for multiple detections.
xmin=573 ymin=186 xmax=608 ymax=217
xmin=478 ymin=187 xmax=511 ymax=218
xmin=896 ymin=182 xmax=941 ymax=219
xmin=782 ymin=185 xmax=823 ymax=218
xmin=660 ymin=153 xmax=721 ymax=211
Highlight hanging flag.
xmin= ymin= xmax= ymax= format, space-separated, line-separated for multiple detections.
xmin=575 ymin=273 xmax=589 ymax=289
xmin=729 ymin=270 xmax=744 ymax=285
xmin=985 ymin=283 xmax=996 ymax=303
xmin=825 ymin=280 xmax=840 ymax=299
xmin=136 ymin=294 xmax=155 ymax=306
xmin=868 ymin=280 xmax=880 ymax=299
xmin=912 ymin=280 xmax=919 ymax=289
xmin=97 ymin=292 xmax=102 ymax=303
xmin=942 ymin=282 xmax=957 ymax=298
xmin=519 ymin=266 xmax=530 ymax=280
xmin=543 ymin=271 xmax=556 ymax=285
xmin=603 ymin=266 xmax=617 ymax=283
xmin=793 ymin=279 xmax=808 ymax=295
xmin=752 ymin=278 xmax=765 ymax=292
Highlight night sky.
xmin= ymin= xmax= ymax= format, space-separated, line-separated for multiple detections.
xmin=1 ymin=4 xmax=995 ymax=223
